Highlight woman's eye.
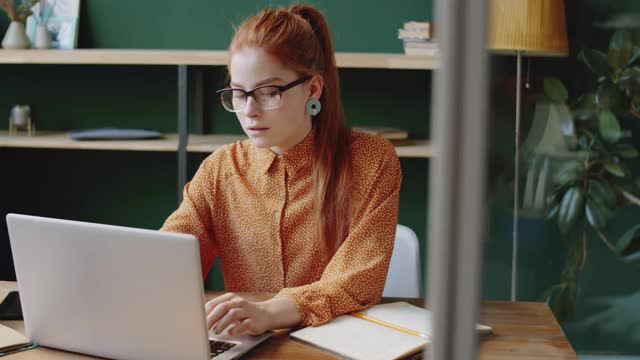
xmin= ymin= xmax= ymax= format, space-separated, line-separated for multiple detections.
xmin=258 ymin=88 xmax=279 ymax=97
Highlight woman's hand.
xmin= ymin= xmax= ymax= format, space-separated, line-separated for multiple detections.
xmin=205 ymin=293 xmax=302 ymax=337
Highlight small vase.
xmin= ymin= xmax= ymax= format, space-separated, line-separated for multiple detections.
xmin=34 ymin=24 xmax=52 ymax=49
xmin=10 ymin=105 xmax=31 ymax=127
xmin=1 ymin=21 xmax=30 ymax=49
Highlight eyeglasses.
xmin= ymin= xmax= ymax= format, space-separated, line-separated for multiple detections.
xmin=216 ymin=76 xmax=311 ymax=113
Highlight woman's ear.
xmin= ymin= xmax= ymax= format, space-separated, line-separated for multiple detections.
xmin=309 ymin=74 xmax=324 ymax=99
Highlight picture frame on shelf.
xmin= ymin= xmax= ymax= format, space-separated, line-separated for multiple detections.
xmin=25 ymin=0 xmax=80 ymax=49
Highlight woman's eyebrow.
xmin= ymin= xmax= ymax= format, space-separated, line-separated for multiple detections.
xmin=230 ymin=77 xmax=282 ymax=88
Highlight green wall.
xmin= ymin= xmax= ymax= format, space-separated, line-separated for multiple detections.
xmin=0 ymin=0 xmax=433 ymax=282
xmin=2 ymin=0 xmax=639 ymax=355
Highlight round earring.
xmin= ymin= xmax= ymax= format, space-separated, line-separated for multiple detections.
xmin=306 ymin=98 xmax=321 ymax=116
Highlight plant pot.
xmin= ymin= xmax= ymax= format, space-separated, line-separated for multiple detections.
xmin=2 ymin=21 xmax=30 ymax=49
xmin=34 ymin=24 xmax=52 ymax=49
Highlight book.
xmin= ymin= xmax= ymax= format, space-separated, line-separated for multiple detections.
xmin=398 ymin=29 xmax=432 ymax=40
xmin=352 ymin=126 xmax=409 ymax=140
xmin=402 ymin=40 xmax=438 ymax=48
xmin=403 ymin=21 xmax=431 ymax=32
xmin=289 ymin=302 xmax=492 ymax=360
xmin=403 ymin=46 xmax=438 ymax=56
xmin=0 ymin=324 xmax=34 ymax=356
xmin=402 ymin=39 xmax=438 ymax=56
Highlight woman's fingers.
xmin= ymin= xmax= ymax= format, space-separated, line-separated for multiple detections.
xmin=203 ymin=294 xmax=271 ymax=336
xmin=206 ymin=295 xmax=248 ymax=330
xmin=205 ymin=292 xmax=236 ymax=314
xmin=228 ymin=318 xmax=256 ymax=337
xmin=213 ymin=307 xmax=247 ymax=335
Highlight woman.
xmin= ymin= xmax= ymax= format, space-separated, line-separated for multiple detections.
xmin=161 ymin=4 xmax=402 ymax=337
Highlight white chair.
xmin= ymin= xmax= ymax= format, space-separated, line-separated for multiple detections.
xmin=382 ymin=224 xmax=422 ymax=298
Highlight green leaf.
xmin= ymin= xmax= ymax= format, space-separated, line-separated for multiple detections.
xmin=636 ymin=178 xmax=640 ymax=189
xmin=546 ymin=186 xmax=564 ymax=207
xmin=574 ymin=93 xmax=598 ymax=121
xmin=630 ymin=48 xmax=640 ymax=66
xmin=633 ymin=95 xmax=640 ymax=113
xmin=598 ymin=110 xmax=622 ymax=143
xmin=614 ymin=144 xmax=640 ymax=158
xmin=617 ymin=66 xmax=640 ymax=83
xmin=547 ymin=204 xmax=560 ymax=221
xmin=596 ymin=81 xmax=624 ymax=111
xmin=553 ymin=104 xmax=578 ymax=149
xmin=585 ymin=199 xmax=613 ymax=230
xmin=578 ymin=133 xmax=593 ymax=150
xmin=621 ymin=251 xmax=640 ymax=265
xmin=614 ymin=224 xmax=640 ymax=255
xmin=552 ymin=161 xmax=584 ymax=186
xmin=558 ymin=187 xmax=584 ymax=234
xmin=544 ymin=77 xmax=569 ymax=103
xmin=588 ymin=179 xmax=618 ymax=208
xmin=617 ymin=67 xmax=640 ymax=100
xmin=579 ymin=49 xmax=614 ymax=77
xmin=605 ymin=162 xmax=626 ymax=177
xmin=608 ymin=30 xmax=633 ymax=69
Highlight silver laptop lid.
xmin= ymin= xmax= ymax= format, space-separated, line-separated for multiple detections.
xmin=6 ymin=213 xmax=211 ymax=360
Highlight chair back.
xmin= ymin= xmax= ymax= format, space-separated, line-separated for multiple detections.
xmin=382 ymin=224 xmax=422 ymax=298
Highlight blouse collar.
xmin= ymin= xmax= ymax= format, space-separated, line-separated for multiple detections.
xmin=253 ymin=126 xmax=316 ymax=174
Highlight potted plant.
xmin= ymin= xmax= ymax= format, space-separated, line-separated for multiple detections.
xmin=543 ymin=29 xmax=640 ymax=321
xmin=1 ymin=0 xmax=39 ymax=49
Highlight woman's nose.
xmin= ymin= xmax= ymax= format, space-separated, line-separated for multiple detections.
xmin=243 ymin=96 xmax=261 ymax=117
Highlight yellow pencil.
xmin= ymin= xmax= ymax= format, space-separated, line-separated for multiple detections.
xmin=350 ymin=312 xmax=431 ymax=340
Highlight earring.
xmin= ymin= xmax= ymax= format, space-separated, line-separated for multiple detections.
xmin=306 ymin=98 xmax=321 ymax=116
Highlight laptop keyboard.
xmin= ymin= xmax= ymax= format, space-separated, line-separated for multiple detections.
xmin=210 ymin=340 xmax=237 ymax=358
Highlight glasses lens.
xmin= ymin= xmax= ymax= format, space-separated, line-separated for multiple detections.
xmin=254 ymin=87 xmax=282 ymax=109
xmin=220 ymin=89 xmax=246 ymax=112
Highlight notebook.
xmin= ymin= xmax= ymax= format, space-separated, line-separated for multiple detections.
xmin=0 ymin=324 xmax=35 ymax=356
xmin=289 ymin=302 xmax=492 ymax=360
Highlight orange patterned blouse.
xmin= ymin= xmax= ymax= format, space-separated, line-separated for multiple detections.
xmin=160 ymin=128 xmax=402 ymax=327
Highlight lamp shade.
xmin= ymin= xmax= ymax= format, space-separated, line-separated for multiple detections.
xmin=489 ymin=0 xmax=569 ymax=57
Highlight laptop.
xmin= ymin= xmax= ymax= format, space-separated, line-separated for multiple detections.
xmin=6 ymin=213 xmax=273 ymax=360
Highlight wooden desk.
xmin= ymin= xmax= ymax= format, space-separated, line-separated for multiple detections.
xmin=1 ymin=284 xmax=576 ymax=359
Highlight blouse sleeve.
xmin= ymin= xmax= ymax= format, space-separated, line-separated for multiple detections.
xmin=275 ymin=141 xmax=402 ymax=327
xmin=160 ymin=155 xmax=219 ymax=279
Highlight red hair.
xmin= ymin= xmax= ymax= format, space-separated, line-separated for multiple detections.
xmin=228 ymin=4 xmax=352 ymax=251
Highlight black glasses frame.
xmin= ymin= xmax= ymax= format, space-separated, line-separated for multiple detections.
xmin=215 ymin=75 xmax=312 ymax=111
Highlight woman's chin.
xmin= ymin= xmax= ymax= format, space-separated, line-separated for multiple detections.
xmin=248 ymin=137 xmax=273 ymax=148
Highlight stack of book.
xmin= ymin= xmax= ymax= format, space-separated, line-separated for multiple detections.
xmin=398 ymin=21 xmax=437 ymax=56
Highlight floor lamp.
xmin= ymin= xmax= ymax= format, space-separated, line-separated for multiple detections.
xmin=488 ymin=0 xmax=569 ymax=301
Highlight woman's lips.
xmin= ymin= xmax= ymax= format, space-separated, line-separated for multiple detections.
xmin=247 ymin=127 xmax=270 ymax=135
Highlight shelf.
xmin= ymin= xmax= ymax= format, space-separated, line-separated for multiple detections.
xmin=337 ymin=52 xmax=437 ymax=70
xmin=0 ymin=131 xmax=433 ymax=158
xmin=0 ymin=49 xmax=438 ymax=70
xmin=186 ymin=134 xmax=247 ymax=152
xmin=188 ymin=134 xmax=433 ymax=157
xmin=0 ymin=131 xmax=182 ymax=152
xmin=393 ymin=139 xmax=433 ymax=158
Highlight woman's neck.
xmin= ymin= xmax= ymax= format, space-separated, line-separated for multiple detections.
xmin=269 ymin=119 xmax=313 ymax=156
